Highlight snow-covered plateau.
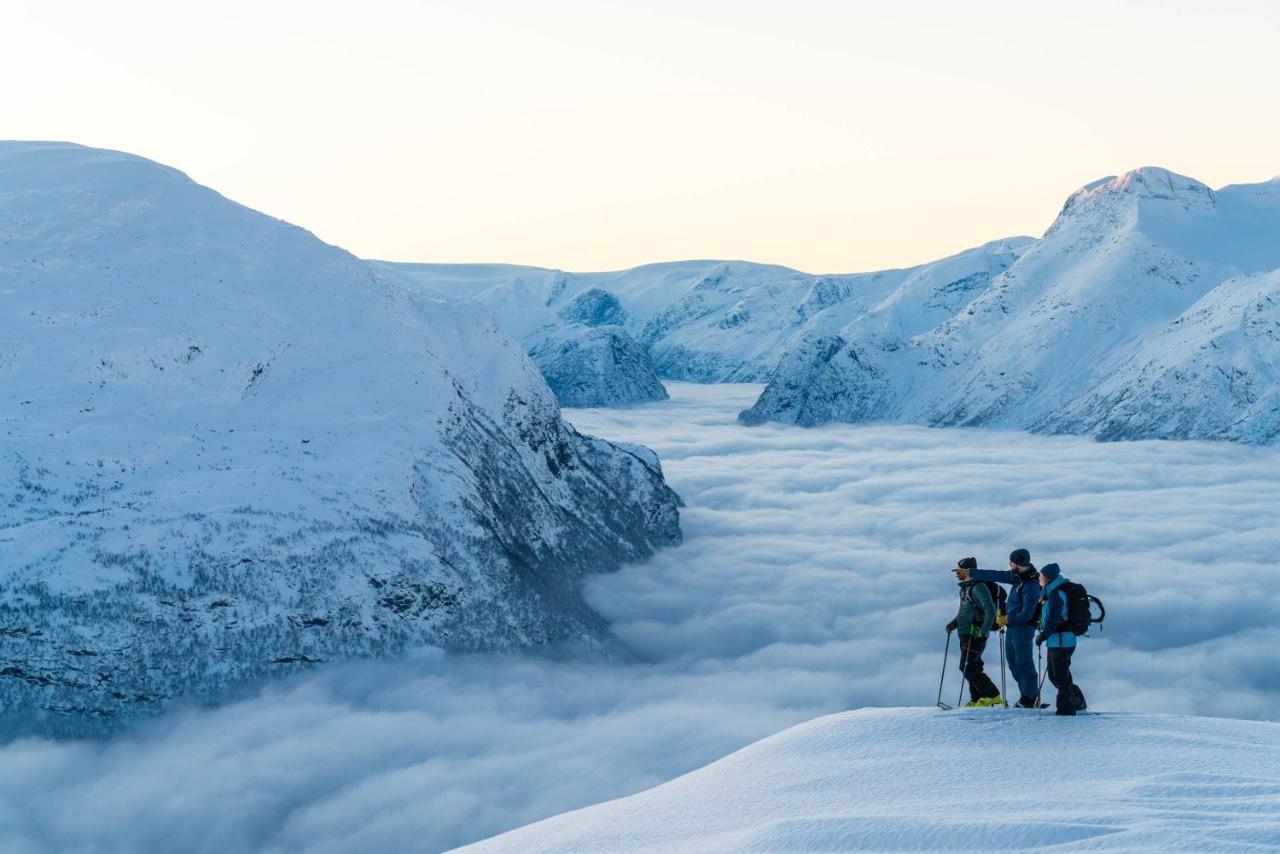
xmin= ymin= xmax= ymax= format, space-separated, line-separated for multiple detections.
xmin=394 ymin=168 xmax=1280 ymax=444
xmin=0 ymin=142 xmax=681 ymax=730
xmin=460 ymin=707 xmax=1280 ymax=853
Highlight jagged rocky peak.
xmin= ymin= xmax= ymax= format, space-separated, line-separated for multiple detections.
xmin=0 ymin=141 xmax=681 ymax=733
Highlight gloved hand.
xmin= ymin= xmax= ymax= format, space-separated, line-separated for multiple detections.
xmin=946 ymin=620 xmax=957 ymax=634
xmin=1035 ymin=633 xmax=1047 ymax=647
xmin=996 ymin=613 xmax=1008 ymax=630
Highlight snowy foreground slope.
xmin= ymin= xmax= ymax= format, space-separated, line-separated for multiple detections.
xmin=743 ymin=168 xmax=1280 ymax=443
xmin=460 ymin=707 xmax=1280 ymax=853
xmin=0 ymin=142 xmax=680 ymax=730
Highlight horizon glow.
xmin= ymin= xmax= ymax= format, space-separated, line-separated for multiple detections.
xmin=3 ymin=0 xmax=1278 ymax=273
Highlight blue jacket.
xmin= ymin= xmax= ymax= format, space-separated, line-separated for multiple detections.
xmin=969 ymin=567 xmax=1041 ymax=626
xmin=1038 ymin=575 xmax=1077 ymax=648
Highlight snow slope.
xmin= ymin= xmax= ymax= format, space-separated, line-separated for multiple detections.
xmin=0 ymin=142 xmax=681 ymax=730
xmin=459 ymin=707 xmax=1280 ymax=853
xmin=743 ymin=168 xmax=1280 ymax=443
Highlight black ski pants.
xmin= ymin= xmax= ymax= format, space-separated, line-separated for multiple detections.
xmin=1047 ymin=645 xmax=1087 ymax=714
xmin=958 ymin=633 xmax=1000 ymax=702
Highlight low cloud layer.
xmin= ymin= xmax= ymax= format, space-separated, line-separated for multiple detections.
xmin=2 ymin=382 xmax=1277 ymax=853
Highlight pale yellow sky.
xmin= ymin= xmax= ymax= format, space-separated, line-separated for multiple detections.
xmin=4 ymin=0 xmax=1278 ymax=273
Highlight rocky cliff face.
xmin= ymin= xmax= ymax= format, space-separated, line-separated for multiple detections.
xmin=528 ymin=324 xmax=669 ymax=407
xmin=741 ymin=169 xmax=1280 ymax=444
xmin=0 ymin=142 xmax=681 ymax=733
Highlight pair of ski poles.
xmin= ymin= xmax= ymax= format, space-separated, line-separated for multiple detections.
xmin=935 ymin=627 xmax=1008 ymax=709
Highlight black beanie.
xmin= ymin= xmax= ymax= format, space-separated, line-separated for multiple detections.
xmin=1009 ymin=548 xmax=1031 ymax=566
xmin=957 ymin=557 xmax=977 ymax=571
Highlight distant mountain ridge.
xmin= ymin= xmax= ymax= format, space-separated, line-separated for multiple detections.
xmin=377 ymin=240 xmax=1032 ymax=401
xmin=742 ymin=167 xmax=1280 ymax=443
xmin=393 ymin=167 xmax=1280 ymax=444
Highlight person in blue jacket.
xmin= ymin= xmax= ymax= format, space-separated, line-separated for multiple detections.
xmin=1036 ymin=562 xmax=1087 ymax=716
xmin=965 ymin=548 xmax=1042 ymax=708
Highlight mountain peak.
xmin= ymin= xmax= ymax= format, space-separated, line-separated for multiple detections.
xmin=1064 ymin=166 xmax=1214 ymax=210
xmin=1047 ymin=166 xmax=1216 ymax=239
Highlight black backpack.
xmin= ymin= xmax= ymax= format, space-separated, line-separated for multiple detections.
xmin=1060 ymin=580 xmax=1105 ymax=635
xmin=969 ymin=581 xmax=1007 ymax=632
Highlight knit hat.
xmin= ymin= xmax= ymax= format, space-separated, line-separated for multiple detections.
xmin=1009 ymin=548 xmax=1031 ymax=567
xmin=956 ymin=557 xmax=977 ymax=571
xmin=1041 ymin=562 xmax=1061 ymax=581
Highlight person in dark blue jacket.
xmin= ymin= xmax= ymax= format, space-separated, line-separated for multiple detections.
xmin=1036 ymin=562 xmax=1087 ymax=716
xmin=966 ymin=548 xmax=1041 ymax=708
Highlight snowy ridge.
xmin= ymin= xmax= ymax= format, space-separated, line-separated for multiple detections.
xmin=0 ymin=142 xmax=681 ymax=730
xmin=458 ymin=707 xmax=1280 ymax=853
xmin=743 ymin=168 xmax=1280 ymax=443
xmin=384 ymin=167 xmax=1280 ymax=444
xmin=377 ymin=238 xmax=1031 ymax=391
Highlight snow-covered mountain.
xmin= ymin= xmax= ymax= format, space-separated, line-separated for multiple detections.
xmin=0 ymin=142 xmax=681 ymax=730
xmin=390 ymin=167 xmax=1280 ymax=444
xmin=378 ymin=238 xmax=1031 ymax=395
xmin=383 ymin=263 xmax=670 ymax=407
xmin=458 ymin=707 xmax=1280 ymax=853
xmin=742 ymin=168 xmax=1280 ymax=443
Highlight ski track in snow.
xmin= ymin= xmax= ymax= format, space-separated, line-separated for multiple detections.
xmin=1 ymin=383 xmax=1278 ymax=853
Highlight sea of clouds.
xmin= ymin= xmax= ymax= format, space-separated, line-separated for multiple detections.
xmin=2 ymin=382 xmax=1277 ymax=853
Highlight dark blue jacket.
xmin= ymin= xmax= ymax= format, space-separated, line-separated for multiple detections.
xmin=969 ymin=567 xmax=1041 ymax=626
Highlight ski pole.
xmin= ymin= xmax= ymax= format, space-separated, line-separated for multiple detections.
xmin=998 ymin=629 xmax=1008 ymax=707
xmin=936 ymin=630 xmax=952 ymax=707
xmin=1036 ymin=644 xmax=1048 ymax=709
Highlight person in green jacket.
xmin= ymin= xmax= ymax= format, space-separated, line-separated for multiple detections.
xmin=945 ymin=561 xmax=1003 ymax=707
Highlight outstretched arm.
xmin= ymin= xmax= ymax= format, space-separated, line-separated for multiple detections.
xmin=968 ymin=568 xmax=1017 ymax=584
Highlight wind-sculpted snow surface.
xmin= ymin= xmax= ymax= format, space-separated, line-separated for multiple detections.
xmin=461 ymin=708 xmax=1280 ymax=853
xmin=0 ymin=142 xmax=680 ymax=730
xmin=743 ymin=168 xmax=1280 ymax=443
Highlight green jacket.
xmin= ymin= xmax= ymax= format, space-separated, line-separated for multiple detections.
xmin=953 ymin=579 xmax=995 ymax=638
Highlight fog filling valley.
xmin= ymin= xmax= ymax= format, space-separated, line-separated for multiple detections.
xmin=2 ymin=383 xmax=1277 ymax=853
